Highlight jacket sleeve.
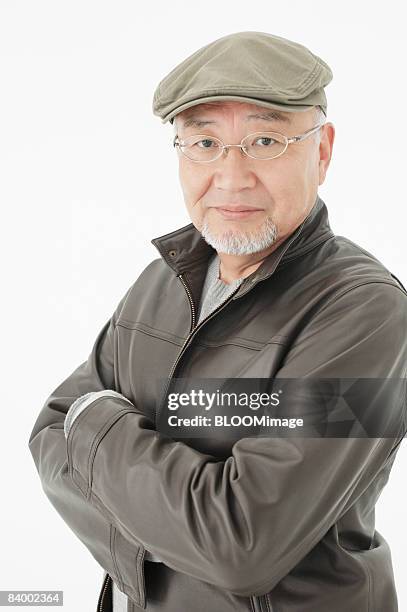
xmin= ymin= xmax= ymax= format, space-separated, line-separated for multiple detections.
xmin=63 ymin=388 xmax=163 ymax=564
xmin=65 ymin=281 xmax=407 ymax=598
xmin=28 ymin=283 xmax=150 ymax=608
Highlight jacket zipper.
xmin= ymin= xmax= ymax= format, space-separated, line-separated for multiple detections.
xmin=170 ymin=272 xmax=243 ymax=372
xmin=258 ymin=593 xmax=271 ymax=611
xmin=98 ymin=573 xmax=110 ymax=612
xmin=154 ymin=272 xmax=241 ymax=424
xmin=178 ymin=273 xmax=197 ymax=333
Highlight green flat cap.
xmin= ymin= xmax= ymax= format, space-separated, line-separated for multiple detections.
xmin=152 ymin=31 xmax=333 ymax=124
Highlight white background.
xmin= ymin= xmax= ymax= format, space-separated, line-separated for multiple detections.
xmin=1 ymin=1 xmax=406 ymax=610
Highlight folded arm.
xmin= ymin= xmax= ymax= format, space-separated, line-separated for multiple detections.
xmin=28 ymin=285 xmax=149 ymax=607
xmin=65 ymin=282 xmax=407 ymax=597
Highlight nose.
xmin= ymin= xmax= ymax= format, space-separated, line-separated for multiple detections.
xmin=212 ymin=146 xmax=257 ymax=191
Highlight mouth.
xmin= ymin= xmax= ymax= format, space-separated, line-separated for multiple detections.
xmin=213 ymin=206 xmax=264 ymax=220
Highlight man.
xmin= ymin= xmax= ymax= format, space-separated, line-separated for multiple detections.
xmin=28 ymin=31 xmax=406 ymax=612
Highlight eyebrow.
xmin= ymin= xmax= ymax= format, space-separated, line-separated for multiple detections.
xmin=180 ymin=110 xmax=292 ymax=129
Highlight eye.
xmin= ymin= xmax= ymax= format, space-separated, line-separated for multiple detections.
xmin=195 ymin=138 xmax=218 ymax=149
xmin=254 ymin=136 xmax=276 ymax=146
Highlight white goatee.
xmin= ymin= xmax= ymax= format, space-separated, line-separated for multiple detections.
xmin=200 ymin=216 xmax=278 ymax=255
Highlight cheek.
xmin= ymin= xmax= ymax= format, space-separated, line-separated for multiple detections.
xmin=265 ymin=157 xmax=308 ymax=195
xmin=179 ymin=162 xmax=212 ymax=206
xmin=260 ymin=164 xmax=294 ymax=197
xmin=260 ymin=163 xmax=309 ymax=228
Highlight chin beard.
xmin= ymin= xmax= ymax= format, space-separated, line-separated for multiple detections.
xmin=199 ymin=215 xmax=278 ymax=255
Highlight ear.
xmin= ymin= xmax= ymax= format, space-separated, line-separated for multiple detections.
xmin=318 ymin=123 xmax=335 ymax=185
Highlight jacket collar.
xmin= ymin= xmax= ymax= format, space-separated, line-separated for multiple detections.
xmin=151 ymin=193 xmax=334 ymax=297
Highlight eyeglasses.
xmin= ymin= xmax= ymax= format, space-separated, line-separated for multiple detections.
xmin=173 ymin=123 xmax=324 ymax=163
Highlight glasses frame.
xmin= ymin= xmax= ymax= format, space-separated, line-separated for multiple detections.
xmin=173 ymin=123 xmax=325 ymax=163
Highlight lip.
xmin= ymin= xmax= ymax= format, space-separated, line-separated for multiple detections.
xmin=213 ymin=206 xmax=264 ymax=219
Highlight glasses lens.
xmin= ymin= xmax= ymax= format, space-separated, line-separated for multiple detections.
xmin=179 ymin=135 xmax=222 ymax=162
xmin=242 ymin=132 xmax=287 ymax=159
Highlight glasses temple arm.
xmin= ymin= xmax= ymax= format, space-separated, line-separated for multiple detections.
xmin=289 ymin=123 xmax=325 ymax=143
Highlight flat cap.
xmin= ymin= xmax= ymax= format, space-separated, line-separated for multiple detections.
xmin=152 ymin=31 xmax=333 ymax=124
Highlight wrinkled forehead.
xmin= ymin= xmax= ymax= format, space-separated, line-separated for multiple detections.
xmin=175 ymin=101 xmax=294 ymax=124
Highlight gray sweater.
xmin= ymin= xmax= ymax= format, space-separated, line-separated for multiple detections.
xmin=64 ymin=253 xmax=245 ymax=612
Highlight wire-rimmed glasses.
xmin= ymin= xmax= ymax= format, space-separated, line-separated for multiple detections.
xmin=173 ymin=123 xmax=324 ymax=163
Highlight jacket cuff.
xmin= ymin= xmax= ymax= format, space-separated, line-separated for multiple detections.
xmin=64 ymin=391 xmax=95 ymax=438
xmin=64 ymin=390 xmax=134 ymax=439
xmin=66 ymin=391 xmax=136 ymax=498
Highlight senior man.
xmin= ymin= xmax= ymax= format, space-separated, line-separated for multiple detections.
xmin=28 ymin=31 xmax=406 ymax=612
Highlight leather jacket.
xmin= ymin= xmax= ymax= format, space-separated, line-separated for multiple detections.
xmin=28 ymin=194 xmax=407 ymax=611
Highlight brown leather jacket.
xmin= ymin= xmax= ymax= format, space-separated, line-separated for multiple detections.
xmin=28 ymin=194 xmax=407 ymax=612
